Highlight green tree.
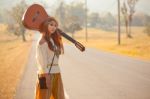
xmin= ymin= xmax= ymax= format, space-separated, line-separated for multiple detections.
xmin=55 ymin=2 xmax=84 ymax=38
xmin=144 ymin=23 xmax=150 ymax=36
xmin=121 ymin=2 xmax=129 ymax=37
xmin=67 ymin=3 xmax=85 ymax=27
xmin=144 ymin=15 xmax=150 ymax=36
xmin=127 ymin=0 xmax=138 ymax=38
xmin=0 ymin=11 xmax=3 ymax=22
xmin=7 ymin=0 xmax=28 ymax=41
xmin=100 ymin=12 xmax=116 ymax=31
xmin=55 ymin=2 xmax=66 ymax=29
xmin=88 ymin=12 xmax=101 ymax=27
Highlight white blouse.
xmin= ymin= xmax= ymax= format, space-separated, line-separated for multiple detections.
xmin=36 ymin=38 xmax=60 ymax=74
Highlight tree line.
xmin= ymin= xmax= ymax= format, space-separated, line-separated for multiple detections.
xmin=0 ymin=0 xmax=150 ymax=42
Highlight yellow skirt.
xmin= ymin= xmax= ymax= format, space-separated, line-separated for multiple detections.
xmin=35 ymin=73 xmax=65 ymax=99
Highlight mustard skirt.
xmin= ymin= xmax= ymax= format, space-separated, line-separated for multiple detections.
xmin=35 ymin=73 xmax=65 ymax=99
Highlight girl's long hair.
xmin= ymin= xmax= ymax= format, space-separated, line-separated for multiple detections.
xmin=40 ymin=17 xmax=64 ymax=54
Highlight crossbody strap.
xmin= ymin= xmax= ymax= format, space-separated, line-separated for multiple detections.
xmin=48 ymin=52 xmax=56 ymax=74
xmin=48 ymin=38 xmax=57 ymax=74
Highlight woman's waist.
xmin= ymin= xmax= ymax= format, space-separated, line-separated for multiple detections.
xmin=47 ymin=63 xmax=58 ymax=67
xmin=38 ymin=65 xmax=61 ymax=74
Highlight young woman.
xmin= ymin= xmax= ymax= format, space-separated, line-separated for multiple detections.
xmin=35 ymin=17 xmax=65 ymax=99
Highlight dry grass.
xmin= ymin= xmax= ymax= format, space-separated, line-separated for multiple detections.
xmin=0 ymin=24 xmax=33 ymax=99
xmin=0 ymin=23 xmax=149 ymax=98
xmin=63 ymin=27 xmax=150 ymax=61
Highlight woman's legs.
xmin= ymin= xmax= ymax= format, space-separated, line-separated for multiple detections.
xmin=35 ymin=81 xmax=51 ymax=99
xmin=52 ymin=73 xmax=65 ymax=99
xmin=35 ymin=73 xmax=65 ymax=99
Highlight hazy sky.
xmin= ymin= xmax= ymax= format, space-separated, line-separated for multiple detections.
xmin=63 ymin=0 xmax=150 ymax=14
xmin=0 ymin=0 xmax=150 ymax=15
xmin=27 ymin=0 xmax=150 ymax=15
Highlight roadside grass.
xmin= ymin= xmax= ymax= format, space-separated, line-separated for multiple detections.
xmin=0 ymin=23 xmax=149 ymax=99
xmin=63 ymin=27 xmax=150 ymax=60
xmin=0 ymin=24 xmax=33 ymax=99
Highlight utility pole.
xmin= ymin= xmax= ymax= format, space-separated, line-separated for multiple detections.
xmin=85 ymin=0 xmax=88 ymax=42
xmin=117 ymin=0 xmax=121 ymax=45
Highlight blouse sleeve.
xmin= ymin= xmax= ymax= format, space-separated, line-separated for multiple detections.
xmin=36 ymin=44 xmax=48 ymax=69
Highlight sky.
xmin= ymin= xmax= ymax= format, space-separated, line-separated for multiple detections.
xmin=63 ymin=0 xmax=150 ymax=14
xmin=0 ymin=0 xmax=150 ymax=15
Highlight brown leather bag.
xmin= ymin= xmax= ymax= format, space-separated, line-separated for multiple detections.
xmin=38 ymin=76 xmax=47 ymax=89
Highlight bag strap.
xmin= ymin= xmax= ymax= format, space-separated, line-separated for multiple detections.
xmin=48 ymin=52 xmax=56 ymax=74
xmin=48 ymin=38 xmax=57 ymax=74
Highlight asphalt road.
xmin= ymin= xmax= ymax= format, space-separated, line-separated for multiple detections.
xmin=14 ymin=33 xmax=150 ymax=99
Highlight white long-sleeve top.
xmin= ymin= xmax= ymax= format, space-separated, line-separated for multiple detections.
xmin=36 ymin=38 xmax=60 ymax=74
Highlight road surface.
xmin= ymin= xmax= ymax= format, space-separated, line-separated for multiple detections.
xmin=14 ymin=33 xmax=150 ymax=99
